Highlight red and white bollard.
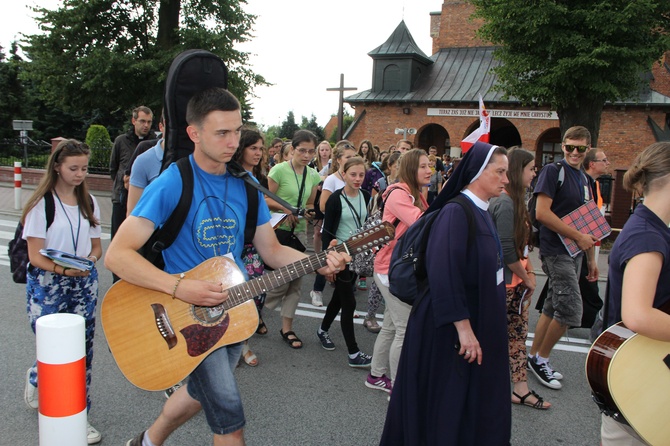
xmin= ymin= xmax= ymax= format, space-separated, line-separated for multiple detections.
xmin=14 ymin=161 xmax=21 ymax=210
xmin=36 ymin=313 xmax=87 ymax=446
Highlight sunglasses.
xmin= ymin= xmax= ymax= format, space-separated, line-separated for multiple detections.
xmin=564 ymin=144 xmax=589 ymax=153
xmin=295 ymin=148 xmax=316 ymax=155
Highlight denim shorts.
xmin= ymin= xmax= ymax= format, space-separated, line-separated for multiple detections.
xmin=187 ymin=343 xmax=245 ymax=435
xmin=540 ymin=254 xmax=583 ymax=327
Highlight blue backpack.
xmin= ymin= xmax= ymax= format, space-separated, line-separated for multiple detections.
xmin=388 ymin=194 xmax=475 ymax=305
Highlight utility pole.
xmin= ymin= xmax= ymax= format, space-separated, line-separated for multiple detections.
xmin=326 ymin=74 xmax=357 ymax=141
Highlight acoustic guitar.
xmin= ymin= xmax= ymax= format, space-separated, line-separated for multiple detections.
xmin=585 ymin=300 xmax=670 ymax=445
xmin=101 ymin=222 xmax=395 ymax=391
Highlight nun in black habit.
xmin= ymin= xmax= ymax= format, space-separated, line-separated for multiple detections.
xmin=380 ymin=142 xmax=512 ymax=446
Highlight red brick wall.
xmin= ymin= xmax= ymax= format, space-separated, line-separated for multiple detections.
xmin=0 ymin=167 xmax=112 ymax=192
xmin=434 ymin=1 xmax=487 ymax=50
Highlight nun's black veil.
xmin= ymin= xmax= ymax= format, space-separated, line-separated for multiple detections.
xmin=426 ymin=141 xmax=499 ymax=214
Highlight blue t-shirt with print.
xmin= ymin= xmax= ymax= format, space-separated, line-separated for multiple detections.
xmin=534 ymin=162 xmax=592 ymax=256
xmin=605 ymin=204 xmax=670 ymax=328
xmin=132 ymin=155 xmax=271 ymax=275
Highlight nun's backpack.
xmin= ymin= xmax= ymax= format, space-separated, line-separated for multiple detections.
xmin=388 ymin=194 xmax=475 ymax=305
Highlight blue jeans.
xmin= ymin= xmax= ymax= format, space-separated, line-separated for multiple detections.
xmin=187 ymin=343 xmax=245 ymax=435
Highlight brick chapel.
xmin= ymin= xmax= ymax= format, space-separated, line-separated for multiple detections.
xmin=343 ymin=0 xmax=670 ymax=228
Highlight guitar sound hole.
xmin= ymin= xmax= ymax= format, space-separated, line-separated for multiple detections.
xmin=191 ymin=305 xmax=226 ymax=325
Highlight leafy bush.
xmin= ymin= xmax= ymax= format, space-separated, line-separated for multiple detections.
xmin=85 ymin=125 xmax=112 ymax=150
xmin=85 ymin=125 xmax=112 ymax=174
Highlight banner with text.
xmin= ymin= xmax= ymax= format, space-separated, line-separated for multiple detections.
xmin=427 ymin=108 xmax=558 ymax=120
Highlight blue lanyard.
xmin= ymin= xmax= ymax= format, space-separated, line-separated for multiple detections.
xmin=53 ymin=190 xmax=81 ymax=254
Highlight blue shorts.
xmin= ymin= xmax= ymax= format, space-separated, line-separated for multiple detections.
xmin=187 ymin=343 xmax=245 ymax=435
xmin=540 ymin=254 xmax=583 ymax=327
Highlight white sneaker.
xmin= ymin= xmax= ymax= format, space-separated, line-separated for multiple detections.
xmin=310 ymin=290 xmax=323 ymax=307
xmin=87 ymin=422 xmax=102 ymax=444
xmin=24 ymin=369 xmax=38 ymax=410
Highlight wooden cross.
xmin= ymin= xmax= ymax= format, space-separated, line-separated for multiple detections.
xmin=326 ymin=74 xmax=357 ymax=141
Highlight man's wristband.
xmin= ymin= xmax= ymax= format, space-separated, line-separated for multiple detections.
xmin=172 ymin=273 xmax=185 ymax=299
xmin=527 ymin=271 xmax=535 ymax=275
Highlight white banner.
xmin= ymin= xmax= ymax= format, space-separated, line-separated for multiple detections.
xmin=427 ymin=108 xmax=558 ymax=120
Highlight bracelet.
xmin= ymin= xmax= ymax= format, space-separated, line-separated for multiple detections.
xmin=62 ymin=267 xmax=70 ymax=276
xmin=527 ymin=271 xmax=536 ymax=275
xmin=53 ymin=263 xmax=57 ymax=273
xmin=172 ymin=273 xmax=185 ymax=299
xmin=90 ymin=255 xmax=98 ymax=263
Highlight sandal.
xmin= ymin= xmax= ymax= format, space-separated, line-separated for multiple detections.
xmin=256 ymin=318 xmax=268 ymax=335
xmin=279 ymin=329 xmax=303 ymax=349
xmin=512 ymin=390 xmax=550 ymax=410
xmin=242 ymin=344 xmax=258 ymax=367
xmin=363 ymin=317 xmax=381 ymax=333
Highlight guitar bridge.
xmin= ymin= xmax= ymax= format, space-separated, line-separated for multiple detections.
xmin=151 ymin=303 xmax=177 ymax=349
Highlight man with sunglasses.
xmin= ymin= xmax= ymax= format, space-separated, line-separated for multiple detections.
xmin=528 ymin=126 xmax=599 ymax=390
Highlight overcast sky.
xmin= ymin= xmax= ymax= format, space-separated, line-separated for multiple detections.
xmin=1 ymin=0 xmax=441 ymax=128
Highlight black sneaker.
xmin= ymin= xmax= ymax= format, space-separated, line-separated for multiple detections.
xmin=528 ymin=356 xmax=562 ymax=389
xmin=317 ymin=330 xmax=335 ymax=350
xmin=527 ymin=359 xmax=564 ymax=380
xmin=348 ymin=352 xmax=372 ymax=368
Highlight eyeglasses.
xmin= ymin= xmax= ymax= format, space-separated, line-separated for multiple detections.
xmin=564 ymin=144 xmax=589 ymax=153
xmin=295 ymin=148 xmax=316 ymax=155
xmin=593 ymin=158 xmax=609 ymax=163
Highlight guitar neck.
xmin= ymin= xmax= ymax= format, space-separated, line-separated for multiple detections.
xmin=222 ymin=244 xmax=349 ymax=310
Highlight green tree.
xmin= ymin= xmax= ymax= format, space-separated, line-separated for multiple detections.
xmin=302 ymin=114 xmax=325 ymax=142
xmin=279 ymin=111 xmax=300 ymax=139
xmin=21 ymin=0 xmax=267 ymax=130
xmin=0 ymin=43 xmax=26 ymax=139
xmin=329 ymin=112 xmax=354 ymax=144
xmin=470 ymin=0 xmax=670 ymax=144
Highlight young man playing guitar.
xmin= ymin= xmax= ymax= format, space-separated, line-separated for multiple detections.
xmin=105 ymin=88 xmax=349 ymax=446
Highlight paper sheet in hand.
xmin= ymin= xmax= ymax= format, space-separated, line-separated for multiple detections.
xmin=558 ymin=200 xmax=611 ymax=257
xmin=39 ymin=249 xmax=94 ymax=271
xmin=270 ymin=213 xmax=288 ymax=229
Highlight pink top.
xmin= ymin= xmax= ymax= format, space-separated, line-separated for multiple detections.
xmin=374 ymin=183 xmax=428 ymax=275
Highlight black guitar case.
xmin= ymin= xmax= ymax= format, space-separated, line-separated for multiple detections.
xmin=162 ymin=49 xmax=228 ymax=171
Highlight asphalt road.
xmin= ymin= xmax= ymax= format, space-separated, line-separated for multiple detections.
xmin=0 ymin=216 xmax=603 ymax=445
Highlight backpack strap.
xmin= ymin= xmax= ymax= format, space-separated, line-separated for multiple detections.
xmin=243 ymin=181 xmax=258 ymax=244
xmin=449 ymin=194 xmax=476 ymax=246
xmin=148 ymin=157 xmax=194 ymax=259
xmin=556 ymin=161 xmax=565 ymax=189
xmin=44 ymin=191 xmax=56 ymax=230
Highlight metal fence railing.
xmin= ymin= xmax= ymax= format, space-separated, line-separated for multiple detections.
xmin=0 ymin=139 xmax=110 ymax=175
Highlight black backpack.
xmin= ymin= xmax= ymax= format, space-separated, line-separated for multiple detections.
xmin=528 ymin=161 xmax=564 ymax=247
xmin=9 ymin=192 xmax=94 ymax=283
xmin=388 ymin=194 xmax=475 ymax=305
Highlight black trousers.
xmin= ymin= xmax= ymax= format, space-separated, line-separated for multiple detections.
xmin=321 ymin=267 xmax=359 ymax=354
